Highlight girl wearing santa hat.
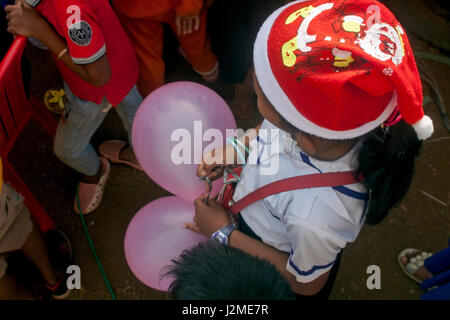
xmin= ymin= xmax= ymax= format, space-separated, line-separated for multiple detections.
xmin=184 ymin=0 xmax=433 ymax=299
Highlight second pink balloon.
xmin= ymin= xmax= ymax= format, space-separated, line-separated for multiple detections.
xmin=132 ymin=81 xmax=237 ymax=201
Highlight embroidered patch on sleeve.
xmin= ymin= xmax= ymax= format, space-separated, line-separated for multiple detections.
xmin=68 ymin=21 xmax=92 ymax=46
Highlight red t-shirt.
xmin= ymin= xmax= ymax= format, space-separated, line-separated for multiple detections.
xmin=112 ymin=0 xmax=203 ymax=18
xmin=26 ymin=0 xmax=139 ymax=105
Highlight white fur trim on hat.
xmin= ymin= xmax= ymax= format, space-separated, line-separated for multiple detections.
xmin=253 ymin=1 xmax=397 ymax=140
xmin=412 ymin=115 xmax=434 ymax=140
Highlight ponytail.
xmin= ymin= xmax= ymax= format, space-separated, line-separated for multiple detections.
xmin=358 ymin=120 xmax=422 ymax=225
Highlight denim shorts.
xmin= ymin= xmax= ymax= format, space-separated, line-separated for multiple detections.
xmin=53 ymin=84 xmax=142 ymax=176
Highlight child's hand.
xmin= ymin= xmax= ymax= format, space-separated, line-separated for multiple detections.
xmin=183 ymin=195 xmax=229 ymax=237
xmin=197 ymin=147 xmax=226 ymax=182
xmin=175 ymin=14 xmax=200 ymax=35
xmin=5 ymin=0 xmax=45 ymax=38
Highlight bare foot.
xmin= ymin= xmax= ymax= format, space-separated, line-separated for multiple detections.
xmin=400 ymin=249 xmax=434 ymax=282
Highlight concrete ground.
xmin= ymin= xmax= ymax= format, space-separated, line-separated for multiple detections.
xmin=6 ymin=12 xmax=449 ymax=300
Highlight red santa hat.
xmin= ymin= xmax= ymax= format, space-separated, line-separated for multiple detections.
xmin=254 ymin=0 xmax=433 ymax=140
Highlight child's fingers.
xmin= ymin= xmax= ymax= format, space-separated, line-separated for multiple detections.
xmin=196 ymin=161 xmax=215 ymax=177
xmin=4 ymin=5 xmax=19 ymax=14
xmin=175 ymin=15 xmax=181 ymax=35
xmin=182 ymin=19 xmax=187 ymax=35
xmin=207 ymin=168 xmax=224 ymax=181
xmin=186 ymin=18 xmax=192 ymax=34
xmin=194 ymin=194 xmax=210 ymax=210
xmin=183 ymin=223 xmax=200 ymax=234
xmin=196 ymin=164 xmax=209 ymax=178
xmin=194 ymin=15 xmax=200 ymax=31
xmin=6 ymin=8 xmax=21 ymax=21
xmin=194 ymin=194 xmax=208 ymax=205
xmin=208 ymin=198 xmax=223 ymax=209
xmin=19 ymin=0 xmax=31 ymax=9
xmin=4 ymin=5 xmax=14 ymax=13
xmin=6 ymin=25 xmax=15 ymax=35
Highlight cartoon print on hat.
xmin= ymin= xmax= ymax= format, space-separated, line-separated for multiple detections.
xmin=254 ymin=0 xmax=433 ymax=140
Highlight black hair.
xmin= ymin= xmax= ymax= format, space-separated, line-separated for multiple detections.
xmin=164 ymin=241 xmax=295 ymax=300
xmin=357 ymin=120 xmax=422 ymax=225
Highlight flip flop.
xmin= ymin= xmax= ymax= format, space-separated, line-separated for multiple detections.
xmin=74 ymin=157 xmax=110 ymax=215
xmin=98 ymin=140 xmax=143 ymax=171
xmin=398 ymin=248 xmax=433 ymax=284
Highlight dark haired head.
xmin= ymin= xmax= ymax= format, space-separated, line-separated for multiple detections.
xmin=164 ymin=241 xmax=295 ymax=300
xmin=358 ymin=120 xmax=422 ymax=224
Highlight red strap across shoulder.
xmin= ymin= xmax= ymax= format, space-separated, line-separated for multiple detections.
xmin=229 ymin=171 xmax=362 ymax=215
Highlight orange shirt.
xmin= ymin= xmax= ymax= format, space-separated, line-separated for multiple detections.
xmin=112 ymin=0 xmax=204 ymax=18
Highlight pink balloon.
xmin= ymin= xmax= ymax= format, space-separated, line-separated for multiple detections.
xmin=132 ymin=81 xmax=236 ymax=201
xmin=124 ymin=196 xmax=206 ymax=291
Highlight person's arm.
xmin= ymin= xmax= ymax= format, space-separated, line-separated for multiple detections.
xmin=229 ymin=228 xmax=331 ymax=296
xmin=36 ymin=23 xmax=111 ymax=87
xmin=5 ymin=1 xmax=111 ymax=87
xmin=184 ymin=196 xmax=331 ymax=296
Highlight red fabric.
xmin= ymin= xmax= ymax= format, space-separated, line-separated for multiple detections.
xmin=114 ymin=8 xmax=217 ymax=97
xmin=112 ymin=0 xmax=203 ymax=18
xmin=0 ymin=37 xmax=57 ymax=233
xmin=217 ymin=167 xmax=243 ymax=211
xmin=32 ymin=0 xmax=139 ymax=105
xmin=266 ymin=0 xmax=423 ymax=131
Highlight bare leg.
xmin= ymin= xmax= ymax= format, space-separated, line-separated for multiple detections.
xmin=82 ymin=157 xmax=107 ymax=184
xmin=231 ymin=69 xmax=254 ymax=118
xmin=0 ymin=272 xmax=35 ymax=300
xmin=20 ymin=222 xmax=58 ymax=287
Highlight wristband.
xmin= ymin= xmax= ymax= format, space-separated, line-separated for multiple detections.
xmin=233 ymin=137 xmax=250 ymax=154
xmin=210 ymin=224 xmax=237 ymax=245
xmin=227 ymin=137 xmax=246 ymax=164
xmin=57 ymin=47 xmax=68 ymax=60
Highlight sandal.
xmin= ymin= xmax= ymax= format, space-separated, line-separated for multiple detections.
xmin=398 ymin=248 xmax=433 ymax=284
xmin=98 ymin=140 xmax=143 ymax=171
xmin=74 ymin=157 xmax=110 ymax=215
xmin=45 ymin=273 xmax=72 ymax=300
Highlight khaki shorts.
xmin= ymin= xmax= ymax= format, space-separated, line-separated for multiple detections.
xmin=0 ymin=183 xmax=33 ymax=280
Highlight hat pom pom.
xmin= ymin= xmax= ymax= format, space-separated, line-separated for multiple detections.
xmin=412 ymin=116 xmax=434 ymax=140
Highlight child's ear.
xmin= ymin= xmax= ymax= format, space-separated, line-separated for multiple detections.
xmin=293 ymin=131 xmax=317 ymax=156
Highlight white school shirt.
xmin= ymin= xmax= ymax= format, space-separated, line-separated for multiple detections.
xmin=233 ymin=120 xmax=369 ymax=283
